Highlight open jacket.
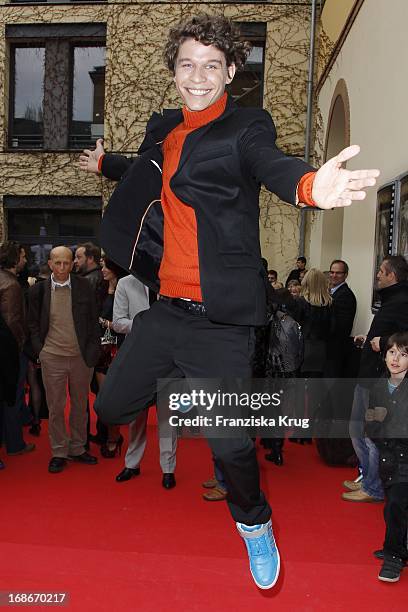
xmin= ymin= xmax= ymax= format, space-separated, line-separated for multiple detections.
xmin=365 ymin=377 xmax=408 ymax=487
xmin=27 ymin=275 xmax=101 ymax=368
xmin=100 ymin=96 xmax=314 ymax=326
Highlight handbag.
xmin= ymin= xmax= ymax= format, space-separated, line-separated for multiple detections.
xmin=98 ymin=326 xmax=118 ymax=368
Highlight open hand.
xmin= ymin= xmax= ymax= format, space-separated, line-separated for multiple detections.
xmin=312 ymin=145 xmax=380 ymax=209
xmin=78 ymin=138 xmax=105 ymax=175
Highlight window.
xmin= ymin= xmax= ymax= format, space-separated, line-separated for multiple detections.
xmin=70 ymin=46 xmax=106 ymax=148
xmin=396 ymin=174 xmax=408 ymax=261
xmin=11 ymin=46 xmax=45 ymax=148
xmin=5 ymin=196 xmax=102 ymax=270
xmin=227 ymin=22 xmax=266 ymax=108
xmin=7 ymin=23 xmax=106 ymax=150
xmin=372 ymin=182 xmax=397 ymax=310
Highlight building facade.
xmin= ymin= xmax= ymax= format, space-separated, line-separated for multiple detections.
xmin=0 ymin=0 xmax=316 ymax=282
xmin=310 ymin=0 xmax=408 ymax=332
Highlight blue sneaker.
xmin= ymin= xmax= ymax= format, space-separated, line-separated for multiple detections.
xmin=237 ymin=520 xmax=280 ymax=589
xmin=172 ymin=400 xmax=193 ymax=414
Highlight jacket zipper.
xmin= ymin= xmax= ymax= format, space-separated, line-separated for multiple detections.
xmin=129 ymin=158 xmax=163 ymax=270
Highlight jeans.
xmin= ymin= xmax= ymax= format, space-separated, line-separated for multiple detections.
xmin=214 ymin=457 xmax=227 ymax=492
xmin=349 ymin=384 xmax=384 ymax=499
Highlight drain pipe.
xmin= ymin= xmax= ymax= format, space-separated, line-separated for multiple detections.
xmin=299 ymin=0 xmax=318 ymax=256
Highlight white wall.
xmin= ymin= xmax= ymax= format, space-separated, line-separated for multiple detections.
xmin=314 ymin=0 xmax=408 ymax=333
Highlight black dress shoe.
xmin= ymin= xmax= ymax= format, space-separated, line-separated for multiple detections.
xmin=162 ymin=473 xmax=176 ymax=489
xmin=29 ymin=423 xmax=41 ymax=437
xmin=68 ymin=451 xmax=98 ymax=464
xmin=116 ymin=467 xmax=140 ymax=482
xmin=88 ymin=433 xmax=105 ymax=446
xmin=265 ymin=451 xmax=284 ymax=466
xmin=48 ymin=457 xmax=67 ymax=473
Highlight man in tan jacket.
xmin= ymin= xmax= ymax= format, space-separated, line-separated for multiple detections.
xmin=28 ymin=246 xmax=100 ymax=473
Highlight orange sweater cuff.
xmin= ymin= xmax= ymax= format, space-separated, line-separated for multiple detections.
xmin=97 ymin=154 xmax=105 ymax=174
xmin=297 ymin=171 xmax=317 ymax=207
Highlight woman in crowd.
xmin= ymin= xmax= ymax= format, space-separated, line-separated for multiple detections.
xmin=294 ymin=268 xmax=333 ymax=442
xmin=95 ymin=257 xmax=125 ymax=458
xmin=294 ymin=268 xmax=332 ymax=376
xmin=274 ymin=268 xmax=333 ymax=443
xmin=287 ymin=279 xmax=301 ymax=298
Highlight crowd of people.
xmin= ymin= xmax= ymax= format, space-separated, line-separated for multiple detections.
xmin=1 ymin=240 xmax=407 ymax=583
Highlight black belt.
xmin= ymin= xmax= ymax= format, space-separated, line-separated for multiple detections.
xmin=159 ymin=295 xmax=207 ymax=317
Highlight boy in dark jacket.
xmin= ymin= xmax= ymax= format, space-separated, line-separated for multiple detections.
xmin=366 ymin=331 xmax=408 ymax=582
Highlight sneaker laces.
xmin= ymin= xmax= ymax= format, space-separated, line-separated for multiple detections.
xmin=246 ymin=536 xmax=270 ymax=557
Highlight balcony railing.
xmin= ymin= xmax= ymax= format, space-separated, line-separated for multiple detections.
xmin=10 ymin=134 xmax=43 ymax=149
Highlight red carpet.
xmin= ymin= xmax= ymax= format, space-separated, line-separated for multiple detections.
xmin=1 ymin=409 xmax=407 ymax=611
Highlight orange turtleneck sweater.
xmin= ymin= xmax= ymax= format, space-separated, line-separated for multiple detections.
xmin=158 ymin=93 xmax=229 ymax=301
xmin=156 ymin=92 xmax=315 ymax=301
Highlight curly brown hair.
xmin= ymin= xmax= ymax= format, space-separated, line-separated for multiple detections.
xmin=164 ymin=14 xmax=252 ymax=74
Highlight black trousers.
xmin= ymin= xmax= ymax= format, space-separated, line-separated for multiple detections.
xmin=95 ymin=299 xmax=271 ymax=525
xmin=383 ymin=482 xmax=408 ymax=560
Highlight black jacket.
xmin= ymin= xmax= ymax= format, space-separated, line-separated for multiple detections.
xmin=0 ymin=311 xmax=20 ymax=405
xmin=359 ymin=282 xmax=408 ymax=379
xmin=326 ymin=283 xmax=357 ymax=369
xmin=331 ymin=283 xmax=356 ymax=340
xmin=100 ymin=96 xmax=314 ymax=326
xmin=290 ymin=297 xmax=332 ymax=373
xmin=366 ymin=377 xmax=408 ymax=486
xmin=27 ymin=275 xmax=101 ymax=367
xmin=81 ymin=267 xmax=106 ymax=314
xmin=285 ymin=268 xmax=302 ymax=287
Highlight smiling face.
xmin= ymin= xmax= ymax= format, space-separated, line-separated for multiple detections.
xmin=385 ymin=344 xmax=408 ymax=380
xmin=174 ymin=38 xmax=236 ymax=112
xmin=329 ymin=262 xmax=347 ymax=288
xmin=101 ymin=261 xmax=116 ymax=283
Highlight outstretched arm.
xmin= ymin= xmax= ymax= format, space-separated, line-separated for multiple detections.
xmin=241 ymin=113 xmax=379 ymax=208
xmin=310 ymin=145 xmax=380 ymax=209
xmin=78 ymin=138 xmax=105 ymax=175
xmin=78 ymin=138 xmax=132 ymax=181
